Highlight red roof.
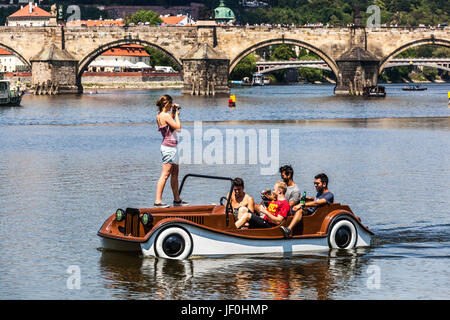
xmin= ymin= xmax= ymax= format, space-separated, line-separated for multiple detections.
xmin=101 ymin=45 xmax=150 ymax=57
xmin=0 ymin=48 xmax=12 ymax=55
xmin=160 ymin=15 xmax=186 ymax=25
xmin=8 ymin=4 xmax=51 ymax=18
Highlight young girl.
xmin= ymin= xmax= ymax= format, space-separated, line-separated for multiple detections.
xmin=154 ymin=95 xmax=188 ymax=207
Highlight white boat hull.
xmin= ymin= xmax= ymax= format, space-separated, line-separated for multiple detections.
xmin=140 ymin=221 xmax=372 ymax=259
xmin=101 ymin=237 xmax=141 ymax=252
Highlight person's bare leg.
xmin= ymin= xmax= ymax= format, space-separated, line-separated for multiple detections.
xmin=287 ymin=210 xmax=303 ymax=231
xmin=155 ymin=163 xmax=172 ymax=204
xmin=170 ymin=164 xmax=181 ymax=202
xmin=235 ymin=210 xmax=251 ymax=229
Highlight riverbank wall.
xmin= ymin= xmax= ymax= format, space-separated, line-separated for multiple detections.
xmin=2 ymin=72 xmax=183 ymax=89
xmin=81 ymin=72 xmax=183 ymax=89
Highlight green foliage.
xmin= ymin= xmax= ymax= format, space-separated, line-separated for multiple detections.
xmin=298 ymin=68 xmax=325 ymax=82
xmin=145 ymin=47 xmax=180 ymax=71
xmin=270 ymin=45 xmax=297 ymax=61
xmin=230 ymin=54 xmax=257 ymax=80
xmin=125 ymin=9 xmax=162 ymax=25
xmin=235 ymin=0 xmax=448 ymax=26
xmin=380 ymin=65 xmax=412 ymax=82
xmin=396 ymin=45 xmax=450 ymax=58
xmin=422 ymin=66 xmax=438 ymax=80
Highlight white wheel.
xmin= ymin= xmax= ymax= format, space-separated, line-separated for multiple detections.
xmin=155 ymin=226 xmax=193 ymax=260
xmin=328 ymin=217 xmax=357 ymax=249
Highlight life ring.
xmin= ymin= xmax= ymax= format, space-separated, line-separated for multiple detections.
xmin=328 ymin=217 xmax=357 ymax=249
xmin=155 ymin=226 xmax=193 ymax=260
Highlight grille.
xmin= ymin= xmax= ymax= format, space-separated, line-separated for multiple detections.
xmin=125 ymin=208 xmax=140 ymax=237
xmin=163 ymin=215 xmax=204 ymax=225
xmin=182 ymin=215 xmax=204 ymax=225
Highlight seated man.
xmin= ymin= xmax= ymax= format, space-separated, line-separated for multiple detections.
xmin=279 ymin=164 xmax=301 ymax=208
xmin=228 ymin=177 xmax=254 ymax=222
xmin=281 ymin=173 xmax=334 ymax=238
xmin=235 ymin=181 xmax=290 ymax=229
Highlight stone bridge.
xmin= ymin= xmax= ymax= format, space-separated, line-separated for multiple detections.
xmin=0 ymin=25 xmax=448 ymax=95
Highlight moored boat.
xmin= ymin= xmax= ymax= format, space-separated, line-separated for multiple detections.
xmin=402 ymin=84 xmax=427 ymax=91
xmin=252 ymin=73 xmax=264 ymax=86
xmin=0 ymin=80 xmax=25 ymax=106
xmin=98 ymin=174 xmax=374 ymax=260
xmin=363 ymin=85 xmax=386 ymax=97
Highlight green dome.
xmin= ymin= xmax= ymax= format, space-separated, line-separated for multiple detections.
xmin=214 ymin=0 xmax=235 ymax=22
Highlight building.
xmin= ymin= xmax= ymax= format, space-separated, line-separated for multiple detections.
xmin=0 ymin=48 xmax=27 ymax=72
xmin=160 ymin=14 xmax=194 ymax=26
xmin=100 ymin=3 xmax=206 ymax=20
xmin=6 ymin=3 xmax=51 ymax=27
xmin=87 ymin=45 xmax=151 ymax=72
xmin=214 ymin=0 xmax=235 ymax=24
xmin=66 ymin=19 xmax=124 ymax=27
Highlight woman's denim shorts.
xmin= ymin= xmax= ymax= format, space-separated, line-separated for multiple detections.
xmin=160 ymin=145 xmax=179 ymax=165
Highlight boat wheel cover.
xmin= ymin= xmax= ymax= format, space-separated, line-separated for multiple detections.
xmin=155 ymin=226 xmax=193 ymax=260
xmin=328 ymin=217 xmax=357 ymax=249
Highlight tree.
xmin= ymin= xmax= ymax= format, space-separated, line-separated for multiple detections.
xmin=230 ymin=54 xmax=258 ymax=80
xmin=298 ymin=67 xmax=324 ymax=83
xmin=270 ymin=45 xmax=297 ymax=61
xmin=145 ymin=47 xmax=180 ymax=71
xmin=422 ymin=66 xmax=438 ymax=80
xmin=125 ymin=9 xmax=162 ymax=25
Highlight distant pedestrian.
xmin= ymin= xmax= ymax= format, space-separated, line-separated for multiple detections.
xmin=154 ymin=94 xmax=188 ymax=207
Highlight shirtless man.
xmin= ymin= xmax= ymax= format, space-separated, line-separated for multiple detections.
xmin=227 ymin=178 xmax=254 ymax=228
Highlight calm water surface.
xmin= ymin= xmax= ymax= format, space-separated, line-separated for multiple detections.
xmin=0 ymin=84 xmax=449 ymax=299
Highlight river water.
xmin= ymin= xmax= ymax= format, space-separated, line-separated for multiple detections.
xmin=0 ymin=83 xmax=449 ymax=300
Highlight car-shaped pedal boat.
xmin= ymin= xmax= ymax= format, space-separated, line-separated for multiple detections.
xmin=98 ymin=174 xmax=373 ymax=260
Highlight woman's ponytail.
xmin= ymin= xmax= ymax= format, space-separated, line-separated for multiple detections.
xmin=156 ymin=94 xmax=173 ymax=113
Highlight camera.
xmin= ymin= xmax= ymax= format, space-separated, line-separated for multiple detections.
xmin=260 ymin=188 xmax=272 ymax=207
xmin=172 ymin=104 xmax=181 ymax=111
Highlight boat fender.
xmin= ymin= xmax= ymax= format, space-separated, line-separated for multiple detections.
xmin=154 ymin=226 xmax=193 ymax=260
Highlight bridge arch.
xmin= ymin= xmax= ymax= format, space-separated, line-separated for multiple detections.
xmin=0 ymin=43 xmax=31 ymax=70
xmin=229 ymin=38 xmax=339 ymax=77
xmin=77 ymin=38 xmax=182 ymax=84
xmin=379 ymin=38 xmax=450 ymax=73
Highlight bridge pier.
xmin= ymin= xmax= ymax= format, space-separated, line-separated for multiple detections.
xmin=334 ymin=47 xmax=380 ymax=96
xmin=30 ymin=44 xmax=80 ymax=95
xmin=182 ymin=43 xmax=230 ymax=96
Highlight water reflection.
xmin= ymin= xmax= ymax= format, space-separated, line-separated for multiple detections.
xmin=99 ymin=248 xmax=373 ymax=300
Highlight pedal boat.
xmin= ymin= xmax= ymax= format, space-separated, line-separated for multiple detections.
xmin=98 ymin=174 xmax=374 ymax=260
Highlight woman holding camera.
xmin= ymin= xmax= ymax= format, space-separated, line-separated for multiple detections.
xmin=154 ymin=94 xmax=187 ymax=207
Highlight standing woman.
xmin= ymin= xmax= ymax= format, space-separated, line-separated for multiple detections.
xmin=154 ymin=95 xmax=187 ymax=207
